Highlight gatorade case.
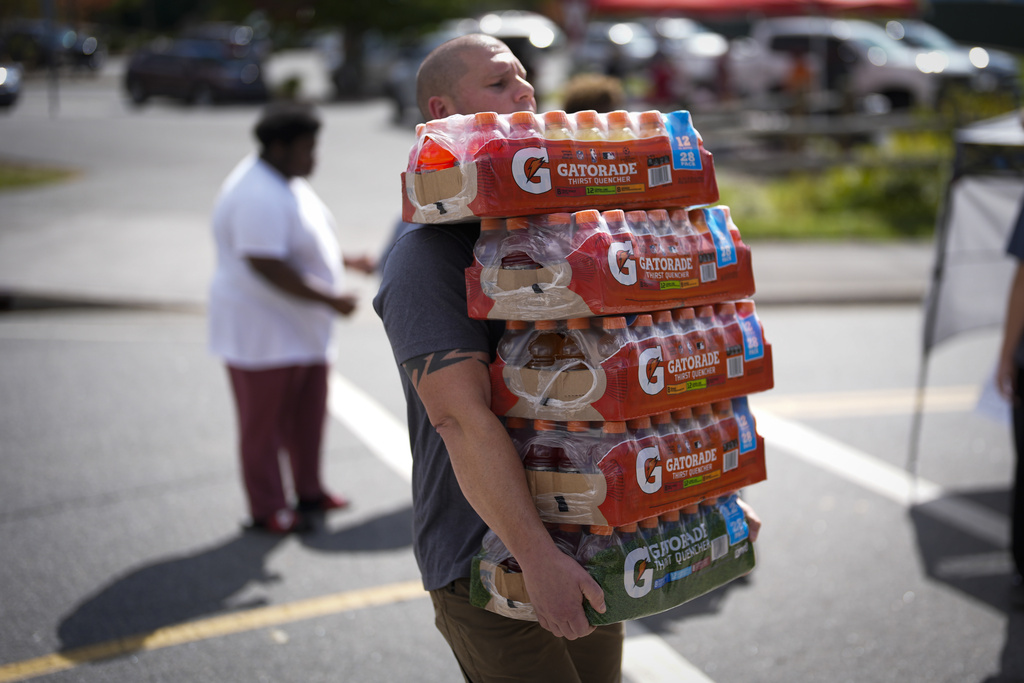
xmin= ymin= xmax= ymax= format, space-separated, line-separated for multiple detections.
xmin=402 ymin=111 xmax=718 ymax=224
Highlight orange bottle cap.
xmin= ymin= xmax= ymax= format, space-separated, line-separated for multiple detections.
xmin=507 ymin=216 xmax=530 ymax=231
xmin=481 ymin=217 xmax=504 ymax=231
xmin=601 ymin=316 xmax=626 ymax=330
xmin=638 ymin=111 xmax=663 ymax=126
xmin=633 ymin=314 xmax=654 ymax=328
xmin=505 ymin=416 xmax=526 ymax=429
xmin=671 ymin=407 xmax=693 ymax=420
xmin=626 ymin=417 xmax=652 ymax=430
xmin=509 ymin=111 xmax=538 ymax=126
xmin=533 ymin=419 xmax=557 ymax=431
xmin=659 ymin=509 xmax=681 ymax=522
xmin=648 ymin=208 xmax=669 ymax=222
xmin=654 ymin=310 xmax=673 ymax=325
xmin=535 ymin=320 xmax=558 ymax=330
xmin=640 ymin=516 xmax=660 ymax=529
xmin=567 ymin=317 xmax=590 ymax=330
xmin=567 ymin=420 xmax=591 ymax=432
xmin=474 ymin=111 xmax=500 ymax=126
xmin=574 ymin=109 xmax=602 ymax=127
xmin=506 ymin=319 xmax=528 ymax=330
xmin=602 ymin=421 xmax=626 ymax=434
xmin=543 ymin=110 xmax=571 ymax=126
xmin=602 ymin=209 xmax=626 ymax=224
xmin=545 ymin=212 xmax=572 ymax=228
xmin=572 ymin=209 xmax=601 ymax=226
xmin=589 ymin=524 xmax=614 ymax=535
xmin=619 ymin=523 xmax=639 ymax=533
xmin=607 ymin=110 xmax=631 ymax=127
xmin=651 ymin=411 xmax=672 ymax=425
xmin=717 ymin=302 xmax=737 ymax=315
xmin=673 ymin=307 xmax=695 ymax=321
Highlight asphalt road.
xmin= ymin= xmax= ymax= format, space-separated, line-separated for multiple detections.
xmin=0 ymin=60 xmax=1020 ymax=683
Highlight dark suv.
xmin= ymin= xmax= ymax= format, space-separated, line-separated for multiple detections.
xmin=124 ymin=36 xmax=268 ymax=106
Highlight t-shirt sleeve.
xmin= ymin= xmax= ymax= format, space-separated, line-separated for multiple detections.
xmin=374 ymin=226 xmax=491 ymax=365
xmin=230 ymin=185 xmax=294 ymax=259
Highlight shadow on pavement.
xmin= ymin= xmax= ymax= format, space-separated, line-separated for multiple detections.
xmin=300 ymin=505 xmax=413 ymax=553
xmin=909 ymin=487 xmax=1024 ymax=682
xmin=56 ymin=506 xmax=414 ymax=658
xmin=631 ymin=573 xmax=753 ymax=636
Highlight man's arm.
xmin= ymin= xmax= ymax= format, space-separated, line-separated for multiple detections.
xmin=403 ymin=348 xmax=606 ymax=639
xmin=248 ymin=256 xmax=357 ymax=315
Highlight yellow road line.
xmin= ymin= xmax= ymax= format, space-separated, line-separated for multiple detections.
xmin=0 ymin=580 xmax=426 ymax=683
xmin=748 ymin=384 xmax=981 ymax=418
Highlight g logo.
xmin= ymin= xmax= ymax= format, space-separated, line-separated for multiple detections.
xmin=638 ymin=346 xmax=665 ymax=396
xmin=636 ymin=446 xmax=662 ymax=494
xmin=624 ymin=547 xmax=653 ymax=598
xmin=511 ymin=147 xmax=552 ymax=195
xmin=608 ymin=241 xmax=637 ymax=286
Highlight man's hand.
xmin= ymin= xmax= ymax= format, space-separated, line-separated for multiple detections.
xmin=328 ymin=293 xmax=358 ymax=316
xmin=344 ymin=253 xmax=378 ymax=275
xmin=520 ymin=549 xmax=605 ymax=640
xmin=736 ymin=498 xmax=762 ymax=543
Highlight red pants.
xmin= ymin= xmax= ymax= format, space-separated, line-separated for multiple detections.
xmin=227 ymin=363 xmax=329 ymax=521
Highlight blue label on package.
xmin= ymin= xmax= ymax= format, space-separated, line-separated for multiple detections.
xmin=733 ymin=397 xmax=757 ymax=454
xmin=666 ymin=111 xmax=702 ymax=171
xmin=720 ymin=496 xmax=750 ymax=545
xmin=738 ymin=310 xmax=765 ymax=362
xmin=704 ymin=208 xmax=737 ymax=267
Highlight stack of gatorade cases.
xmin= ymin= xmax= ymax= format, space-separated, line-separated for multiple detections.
xmin=403 ymin=109 xmax=773 ymax=625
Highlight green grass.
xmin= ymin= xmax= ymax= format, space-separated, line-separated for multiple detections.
xmin=0 ymin=159 xmax=78 ymax=190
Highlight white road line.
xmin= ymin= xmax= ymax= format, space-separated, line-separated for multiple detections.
xmin=754 ymin=410 xmax=1010 ymax=548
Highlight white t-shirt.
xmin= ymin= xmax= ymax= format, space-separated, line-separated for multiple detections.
xmin=208 ymin=155 xmax=344 ymax=369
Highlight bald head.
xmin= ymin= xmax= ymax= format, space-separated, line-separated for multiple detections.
xmin=416 ymin=33 xmax=535 ymax=121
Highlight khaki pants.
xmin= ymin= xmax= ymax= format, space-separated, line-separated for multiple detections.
xmin=430 ymin=579 xmax=624 ymax=683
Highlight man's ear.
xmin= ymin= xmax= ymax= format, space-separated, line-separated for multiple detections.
xmin=427 ymin=95 xmax=456 ymax=120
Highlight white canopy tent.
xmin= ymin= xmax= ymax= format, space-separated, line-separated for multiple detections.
xmin=912 ymin=109 xmax=1024 ymax=473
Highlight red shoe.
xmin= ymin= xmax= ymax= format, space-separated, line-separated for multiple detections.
xmin=297 ymin=492 xmax=350 ymax=513
xmin=249 ymin=508 xmax=311 ymax=534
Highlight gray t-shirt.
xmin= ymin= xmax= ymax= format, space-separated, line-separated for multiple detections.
xmin=1007 ymin=201 xmax=1024 ymax=368
xmin=373 ymin=222 xmax=506 ymax=591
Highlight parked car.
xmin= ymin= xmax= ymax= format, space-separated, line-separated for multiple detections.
xmin=727 ymin=16 xmax=940 ymax=113
xmin=0 ymin=18 xmax=105 ymax=71
xmin=0 ymin=63 xmax=22 ymax=108
xmin=646 ymin=16 xmax=729 ymax=88
xmin=124 ymin=35 xmax=268 ymax=106
xmin=882 ymin=19 xmax=1020 ymax=96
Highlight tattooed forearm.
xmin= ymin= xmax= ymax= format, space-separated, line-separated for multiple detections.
xmin=402 ymin=349 xmax=487 ymax=389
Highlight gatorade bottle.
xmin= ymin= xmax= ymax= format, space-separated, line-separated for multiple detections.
xmin=526 ymin=320 xmax=563 ymax=370
xmin=508 ymin=111 xmax=542 ymax=140
xmin=617 ymin=522 xmax=640 ymax=549
xmin=693 ymin=403 xmax=722 ymax=465
xmin=573 ymin=110 xmax=606 ymax=141
xmin=498 ymin=320 xmax=530 ymax=365
xmin=557 ymin=318 xmax=591 ymax=372
xmin=631 ymin=313 xmax=658 ymax=356
xmin=473 ymin=217 xmax=506 ymax=267
xmin=562 ymin=420 xmax=594 ymax=474
xmin=638 ymin=110 xmax=668 ymax=138
xmin=671 ymin=406 xmax=698 ymax=459
xmin=542 ymin=211 xmax=574 ymax=259
xmin=602 ymin=209 xmax=631 ymax=238
xmin=606 ymin=110 xmax=637 ymax=141
xmin=578 ymin=524 xmax=615 ymax=565
xmin=542 ymin=110 xmax=573 ymax=140
xmin=658 ymin=508 xmax=682 ymax=540
xmin=639 ymin=516 xmax=661 ymax=544
xmin=415 ymin=135 xmax=457 ymax=173
xmin=688 ymin=209 xmax=720 ymax=282
xmin=467 ymin=111 xmax=505 ymax=158
xmin=570 ymin=208 xmax=603 ymax=250
xmin=712 ymin=400 xmax=740 ymax=473
xmin=524 ymin=419 xmax=562 ymax=471
xmin=626 ymin=210 xmax=655 ymax=257
xmin=653 ymin=310 xmax=681 ymax=358
xmin=651 ymin=411 xmax=682 ymax=476
xmin=697 ymin=305 xmax=726 ymax=360
xmin=648 ymin=208 xmax=679 ymax=256
xmin=669 ymin=208 xmax=702 ymax=262
xmin=597 ymin=421 xmax=628 ymax=504
xmin=672 ymin=307 xmax=700 ymax=358
xmin=716 ymin=302 xmax=744 ymax=379
xmin=594 ymin=316 xmax=630 ymax=364
xmin=500 ymin=216 xmax=541 ymax=271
